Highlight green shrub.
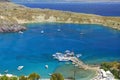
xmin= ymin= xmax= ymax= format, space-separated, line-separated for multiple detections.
xmin=50 ymin=73 xmax=64 ymax=80
xmin=10 ymin=77 xmax=18 ymax=80
xmin=28 ymin=73 xmax=40 ymax=80
xmin=19 ymin=76 xmax=27 ymax=80
xmin=0 ymin=75 xmax=9 ymax=80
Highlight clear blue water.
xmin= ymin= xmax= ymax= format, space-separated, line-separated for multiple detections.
xmin=19 ymin=3 xmax=120 ymax=16
xmin=1 ymin=2 xmax=120 ymax=79
xmin=0 ymin=23 xmax=120 ymax=79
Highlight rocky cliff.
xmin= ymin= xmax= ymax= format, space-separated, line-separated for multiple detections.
xmin=0 ymin=0 xmax=10 ymax=2
xmin=0 ymin=2 xmax=120 ymax=32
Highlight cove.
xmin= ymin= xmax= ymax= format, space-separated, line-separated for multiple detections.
xmin=0 ymin=23 xmax=120 ymax=79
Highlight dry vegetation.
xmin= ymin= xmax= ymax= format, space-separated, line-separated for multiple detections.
xmin=0 ymin=2 xmax=120 ymax=31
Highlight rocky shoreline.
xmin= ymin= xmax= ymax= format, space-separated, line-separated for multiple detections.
xmin=0 ymin=2 xmax=120 ymax=32
xmin=0 ymin=24 xmax=26 ymax=32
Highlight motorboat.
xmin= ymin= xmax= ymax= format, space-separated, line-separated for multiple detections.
xmin=17 ymin=66 xmax=24 ymax=71
xmin=45 ymin=65 xmax=48 ymax=69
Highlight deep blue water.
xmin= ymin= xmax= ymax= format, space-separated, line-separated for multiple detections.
xmin=19 ymin=3 xmax=120 ymax=16
xmin=0 ymin=23 xmax=120 ymax=79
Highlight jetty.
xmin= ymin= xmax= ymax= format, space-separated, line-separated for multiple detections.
xmin=70 ymin=57 xmax=98 ymax=70
xmin=53 ymin=51 xmax=116 ymax=80
xmin=53 ymin=50 xmax=99 ymax=70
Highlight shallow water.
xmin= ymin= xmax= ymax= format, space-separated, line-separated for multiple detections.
xmin=0 ymin=23 xmax=120 ymax=79
xmin=55 ymin=64 xmax=96 ymax=80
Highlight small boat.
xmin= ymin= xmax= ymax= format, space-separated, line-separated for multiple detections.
xmin=76 ymin=54 xmax=82 ymax=58
xmin=52 ymin=54 xmax=56 ymax=57
xmin=65 ymin=50 xmax=70 ymax=53
xmin=57 ymin=29 xmax=61 ymax=32
xmin=41 ymin=30 xmax=44 ymax=34
xmin=80 ymin=32 xmax=84 ymax=35
xmin=65 ymin=62 xmax=70 ymax=64
xmin=45 ymin=65 xmax=48 ymax=69
xmin=4 ymin=70 xmax=8 ymax=73
xmin=48 ymin=73 xmax=52 ymax=76
xmin=17 ymin=66 xmax=24 ymax=71
xmin=18 ymin=31 xmax=23 ymax=34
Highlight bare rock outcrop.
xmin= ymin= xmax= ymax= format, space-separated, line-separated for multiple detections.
xmin=0 ymin=0 xmax=10 ymax=2
xmin=0 ymin=2 xmax=120 ymax=33
xmin=0 ymin=24 xmax=26 ymax=32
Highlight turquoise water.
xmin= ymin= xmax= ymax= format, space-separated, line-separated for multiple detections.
xmin=0 ymin=23 xmax=120 ymax=79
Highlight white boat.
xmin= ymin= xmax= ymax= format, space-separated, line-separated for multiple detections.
xmin=41 ymin=30 xmax=44 ymax=34
xmin=45 ymin=65 xmax=48 ymax=69
xmin=4 ymin=70 xmax=8 ymax=73
xmin=80 ymin=32 xmax=84 ymax=35
xmin=17 ymin=66 xmax=24 ymax=70
xmin=52 ymin=54 xmax=56 ymax=57
xmin=53 ymin=52 xmax=70 ymax=61
xmin=18 ymin=31 xmax=23 ymax=34
xmin=58 ymin=57 xmax=70 ymax=61
xmin=65 ymin=50 xmax=70 ymax=53
xmin=76 ymin=54 xmax=82 ymax=58
xmin=57 ymin=29 xmax=61 ymax=32
xmin=48 ymin=73 xmax=52 ymax=76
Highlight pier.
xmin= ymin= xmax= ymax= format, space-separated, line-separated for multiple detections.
xmin=68 ymin=57 xmax=99 ymax=70
xmin=53 ymin=51 xmax=99 ymax=70
xmin=53 ymin=51 xmax=115 ymax=80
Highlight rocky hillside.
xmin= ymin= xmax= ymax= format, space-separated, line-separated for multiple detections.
xmin=0 ymin=2 xmax=120 ymax=32
xmin=0 ymin=0 xmax=10 ymax=2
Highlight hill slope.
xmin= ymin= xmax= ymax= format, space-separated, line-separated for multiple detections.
xmin=0 ymin=0 xmax=10 ymax=2
xmin=0 ymin=2 xmax=120 ymax=32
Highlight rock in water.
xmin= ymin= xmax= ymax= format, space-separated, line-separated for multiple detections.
xmin=0 ymin=24 xmax=26 ymax=33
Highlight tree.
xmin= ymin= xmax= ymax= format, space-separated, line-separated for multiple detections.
xmin=28 ymin=73 xmax=40 ymax=80
xmin=19 ymin=76 xmax=28 ymax=80
xmin=111 ymin=69 xmax=119 ymax=79
xmin=118 ymin=64 xmax=120 ymax=78
xmin=50 ymin=73 xmax=64 ymax=80
xmin=0 ymin=75 xmax=9 ymax=80
xmin=10 ymin=77 xmax=18 ymax=80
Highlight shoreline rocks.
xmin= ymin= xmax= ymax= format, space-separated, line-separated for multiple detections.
xmin=0 ymin=2 xmax=120 ymax=32
xmin=0 ymin=24 xmax=26 ymax=32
